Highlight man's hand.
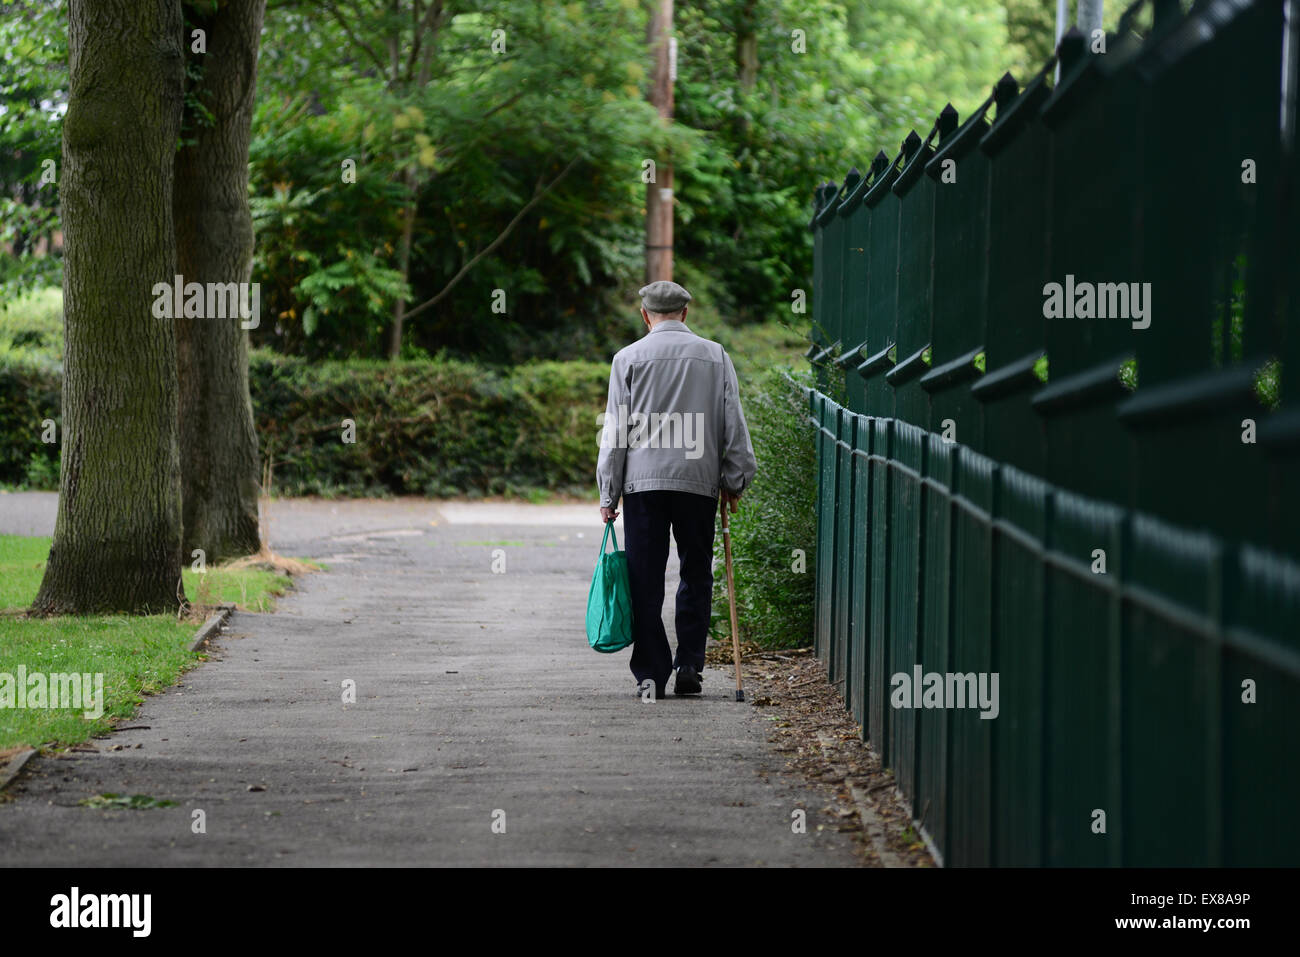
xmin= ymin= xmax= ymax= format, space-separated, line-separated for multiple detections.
xmin=600 ymin=505 xmax=619 ymax=523
xmin=721 ymin=489 xmax=742 ymax=514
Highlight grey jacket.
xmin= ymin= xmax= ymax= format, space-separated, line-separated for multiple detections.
xmin=596 ymin=319 xmax=757 ymax=508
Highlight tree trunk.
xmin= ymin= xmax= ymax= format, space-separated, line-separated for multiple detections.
xmin=387 ymin=2 xmax=442 ymax=360
xmin=173 ymin=0 xmax=266 ymax=564
xmin=388 ymin=167 xmax=417 ymax=359
xmin=736 ymin=0 xmax=758 ymax=93
xmin=32 ymin=0 xmax=186 ymax=615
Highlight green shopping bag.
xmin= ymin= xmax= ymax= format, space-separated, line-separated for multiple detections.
xmin=586 ymin=522 xmax=634 ymax=653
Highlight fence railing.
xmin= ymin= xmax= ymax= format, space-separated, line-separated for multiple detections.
xmin=805 ymin=0 xmax=1300 ymax=866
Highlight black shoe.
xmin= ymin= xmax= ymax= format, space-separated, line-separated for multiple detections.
xmin=674 ymin=665 xmax=703 ymax=696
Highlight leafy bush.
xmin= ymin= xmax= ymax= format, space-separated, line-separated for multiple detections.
xmin=0 ymin=349 xmax=611 ymax=496
xmin=250 ymin=352 xmax=609 ymax=497
xmin=0 ymin=323 xmax=810 ymax=504
xmin=0 ymin=286 xmax=63 ymax=363
xmin=712 ymin=367 xmax=817 ymax=649
xmin=0 ymin=353 xmax=61 ymax=488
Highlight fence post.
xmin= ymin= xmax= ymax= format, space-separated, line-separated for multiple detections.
xmin=886 ymin=124 xmax=940 ymax=429
xmin=859 ymin=148 xmax=902 ymax=419
xmin=972 ymin=71 xmax=1051 ymax=479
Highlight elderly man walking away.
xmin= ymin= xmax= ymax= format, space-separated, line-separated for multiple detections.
xmin=596 ymin=280 xmax=757 ymax=700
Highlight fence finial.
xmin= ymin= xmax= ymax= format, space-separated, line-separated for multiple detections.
xmin=994 ymin=72 xmax=1019 ymax=112
xmin=1057 ymin=26 xmax=1086 ymax=74
xmin=938 ymin=103 xmax=959 ymax=142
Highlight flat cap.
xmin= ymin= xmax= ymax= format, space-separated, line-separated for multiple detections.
xmin=639 ymin=280 xmax=692 ymax=313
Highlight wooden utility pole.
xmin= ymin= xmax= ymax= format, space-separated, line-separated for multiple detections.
xmin=645 ymin=0 xmax=674 ymax=283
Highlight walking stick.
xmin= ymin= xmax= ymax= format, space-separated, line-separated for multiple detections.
xmin=720 ymin=496 xmax=744 ymax=702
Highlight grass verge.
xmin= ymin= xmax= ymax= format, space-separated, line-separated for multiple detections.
xmin=0 ymin=535 xmax=309 ymax=751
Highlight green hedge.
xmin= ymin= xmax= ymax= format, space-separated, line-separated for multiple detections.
xmin=711 ymin=368 xmax=817 ymax=650
xmin=0 ymin=353 xmax=610 ymax=497
xmin=252 ymin=353 xmax=609 ymax=497
xmin=0 ymin=354 xmax=62 ymax=490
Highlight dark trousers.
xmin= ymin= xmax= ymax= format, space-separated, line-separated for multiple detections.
xmin=621 ymin=490 xmax=718 ymax=689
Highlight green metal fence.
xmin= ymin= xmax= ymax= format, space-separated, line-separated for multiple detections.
xmin=805 ymin=0 xmax=1300 ymax=866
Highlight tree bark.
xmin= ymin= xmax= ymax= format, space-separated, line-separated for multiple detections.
xmin=387 ymin=166 xmax=417 ymax=359
xmin=734 ymin=0 xmax=757 ymax=142
xmin=386 ymin=0 xmax=444 ymax=359
xmin=32 ymin=0 xmax=186 ymax=615
xmin=736 ymin=0 xmax=758 ymax=93
xmin=173 ymin=0 xmax=266 ymax=564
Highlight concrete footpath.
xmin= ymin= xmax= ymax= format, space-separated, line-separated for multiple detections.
xmin=0 ymin=495 xmax=859 ymax=866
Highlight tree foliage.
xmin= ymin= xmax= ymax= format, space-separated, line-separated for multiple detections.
xmin=677 ymin=0 xmax=1014 ymax=327
xmin=3 ymin=0 xmax=1031 ymax=360
xmin=0 ymin=0 xmax=67 ymax=298
xmin=249 ymin=0 xmax=671 ymax=361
